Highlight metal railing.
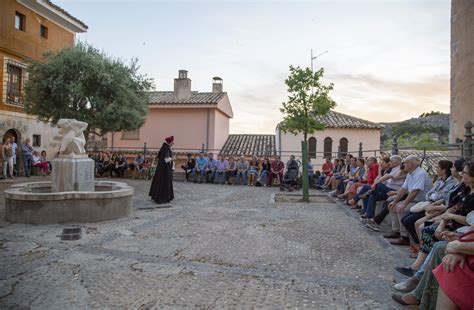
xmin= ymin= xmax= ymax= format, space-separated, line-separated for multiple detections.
xmin=86 ymin=121 xmax=474 ymax=166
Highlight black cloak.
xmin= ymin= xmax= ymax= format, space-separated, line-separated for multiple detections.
xmin=148 ymin=142 xmax=174 ymax=204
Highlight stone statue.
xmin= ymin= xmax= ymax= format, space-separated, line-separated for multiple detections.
xmin=57 ymin=119 xmax=87 ymax=155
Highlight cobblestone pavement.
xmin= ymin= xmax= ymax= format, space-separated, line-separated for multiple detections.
xmin=0 ymin=178 xmax=408 ymax=309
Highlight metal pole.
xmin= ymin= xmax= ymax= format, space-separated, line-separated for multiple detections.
xmin=302 ymin=141 xmax=309 ymax=202
xmin=358 ymin=142 xmax=363 ymax=159
xmin=392 ymin=137 xmax=399 ymax=155
xmin=463 ymin=121 xmax=473 ymax=160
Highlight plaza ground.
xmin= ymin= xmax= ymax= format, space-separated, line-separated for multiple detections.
xmin=0 ymin=177 xmax=408 ymax=309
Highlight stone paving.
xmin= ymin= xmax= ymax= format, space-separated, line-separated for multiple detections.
xmin=0 ymin=178 xmax=408 ymax=309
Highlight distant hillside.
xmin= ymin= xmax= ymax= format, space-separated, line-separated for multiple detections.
xmin=380 ymin=112 xmax=450 ymax=148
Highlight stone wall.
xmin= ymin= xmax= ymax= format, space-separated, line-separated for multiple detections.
xmin=450 ymin=0 xmax=474 ymax=143
xmin=0 ymin=112 xmax=62 ymax=162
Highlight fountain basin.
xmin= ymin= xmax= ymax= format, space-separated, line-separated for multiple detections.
xmin=5 ymin=181 xmax=134 ymax=224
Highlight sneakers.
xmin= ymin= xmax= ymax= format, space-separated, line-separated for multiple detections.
xmin=394 ymin=277 xmax=419 ymax=292
xmin=365 ymin=220 xmax=380 ymax=232
xmin=395 ymin=266 xmax=417 ymax=277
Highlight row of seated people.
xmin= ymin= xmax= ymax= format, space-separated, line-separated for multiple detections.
xmin=316 ymin=154 xmax=474 ymax=309
xmin=91 ymin=152 xmax=155 ymax=179
xmin=181 ymin=152 xmax=307 ymax=188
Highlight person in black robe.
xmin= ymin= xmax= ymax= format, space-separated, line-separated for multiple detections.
xmin=149 ymin=136 xmax=174 ymax=204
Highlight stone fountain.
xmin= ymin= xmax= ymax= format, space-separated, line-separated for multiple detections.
xmin=5 ymin=119 xmax=133 ymax=224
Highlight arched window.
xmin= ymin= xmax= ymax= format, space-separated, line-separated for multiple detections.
xmin=308 ymin=137 xmax=317 ymax=159
xmin=324 ymin=137 xmax=333 ymax=159
xmin=339 ymin=138 xmax=348 ymax=158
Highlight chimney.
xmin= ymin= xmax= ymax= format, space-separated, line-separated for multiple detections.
xmin=212 ymin=76 xmax=223 ymax=93
xmin=174 ymin=70 xmax=191 ymax=100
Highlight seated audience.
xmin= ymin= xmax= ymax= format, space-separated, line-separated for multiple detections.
xmin=133 ymin=153 xmax=145 ymax=179
xmin=192 ymin=153 xmax=207 ymax=183
xmin=349 ymin=156 xmax=390 ymax=207
xmin=258 ymin=158 xmax=271 ymax=186
xmin=317 ymin=157 xmax=334 ymax=186
xmin=385 ymin=155 xmax=433 ymax=246
xmin=32 ymin=151 xmax=49 ymax=176
xmin=248 ymin=157 xmax=259 ymax=186
xmin=113 ymin=153 xmax=129 ymax=177
xmin=225 ymin=157 xmax=237 ymax=184
xmin=236 ymin=156 xmax=249 ymax=185
xmin=281 ymin=155 xmax=299 ymax=191
xmin=141 ymin=158 xmax=152 ymax=180
xmin=268 ymin=156 xmax=284 ymax=186
xmin=181 ymin=153 xmax=195 ymax=182
xmin=365 ymin=156 xmax=406 ymax=230
xmin=214 ymin=155 xmax=229 ymax=184
xmin=205 ymin=153 xmax=218 ymax=183
xmin=40 ymin=150 xmax=52 ymax=173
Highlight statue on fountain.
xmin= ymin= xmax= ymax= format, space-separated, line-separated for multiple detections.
xmin=57 ymin=119 xmax=88 ymax=156
xmin=52 ymin=119 xmax=93 ymax=192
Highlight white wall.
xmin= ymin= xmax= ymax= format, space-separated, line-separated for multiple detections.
xmin=276 ymin=127 xmax=381 ymax=170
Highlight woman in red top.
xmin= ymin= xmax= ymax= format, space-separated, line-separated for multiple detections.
xmin=346 ymin=157 xmax=379 ymax=207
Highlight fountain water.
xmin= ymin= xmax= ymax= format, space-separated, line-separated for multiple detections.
xmin=4 ymin=119 xmax=134 ymax=224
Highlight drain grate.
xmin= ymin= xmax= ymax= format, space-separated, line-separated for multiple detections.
xmin=61 ymin=228 xmax=82 ymax=241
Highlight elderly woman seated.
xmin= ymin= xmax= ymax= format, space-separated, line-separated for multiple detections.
xmin=32 ymin=151 xmax=49 ymax=176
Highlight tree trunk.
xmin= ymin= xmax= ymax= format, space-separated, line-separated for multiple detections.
xmin=301 ymin=140 xmax=309 ymax=202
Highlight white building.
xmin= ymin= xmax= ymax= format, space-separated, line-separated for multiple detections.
xmin=276 ymin=110 xmax=382 ymax=166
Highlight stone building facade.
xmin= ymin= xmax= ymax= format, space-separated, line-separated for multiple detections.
xmin=0 ymin=0 xmax=87 ymax=164
xmin=450 ymin=0 xmax=474 ymax=143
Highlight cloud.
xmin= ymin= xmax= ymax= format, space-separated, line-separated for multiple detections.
xmin=230 ymin=72 xmax=449 ymax=133
xmin=325 ymin=73 xmax=449 ymax=122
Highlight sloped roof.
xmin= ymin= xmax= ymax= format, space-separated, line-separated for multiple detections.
xmin=149 ymin=91 xmax=227 ymax=105
xmin=313 ymin=110 xmax=383 ymax=129
xmin=220 ymin=134 xmax=276 ymax=157
xmin=44 ymin=0 xmax=88 ymax=30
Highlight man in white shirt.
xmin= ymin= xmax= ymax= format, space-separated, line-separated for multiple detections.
xmin=386 ymin=155 xmax=433 ymax=246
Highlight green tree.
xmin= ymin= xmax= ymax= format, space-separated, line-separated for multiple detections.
xmin=280 ymin=66 xmax=336 ymax=202
xmin=24 ymin=42 xmax=154 ymax=139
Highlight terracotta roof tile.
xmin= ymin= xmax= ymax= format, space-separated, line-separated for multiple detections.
xmin=220 ymin=134 xmax=276 ymax=157
xmin=45 ymin=0 xmax=88 ymax=30
xmin=149 ymin=91 xmax=227 ymax=105
xmin=314 ymin=110 xmax=383 ymax=129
